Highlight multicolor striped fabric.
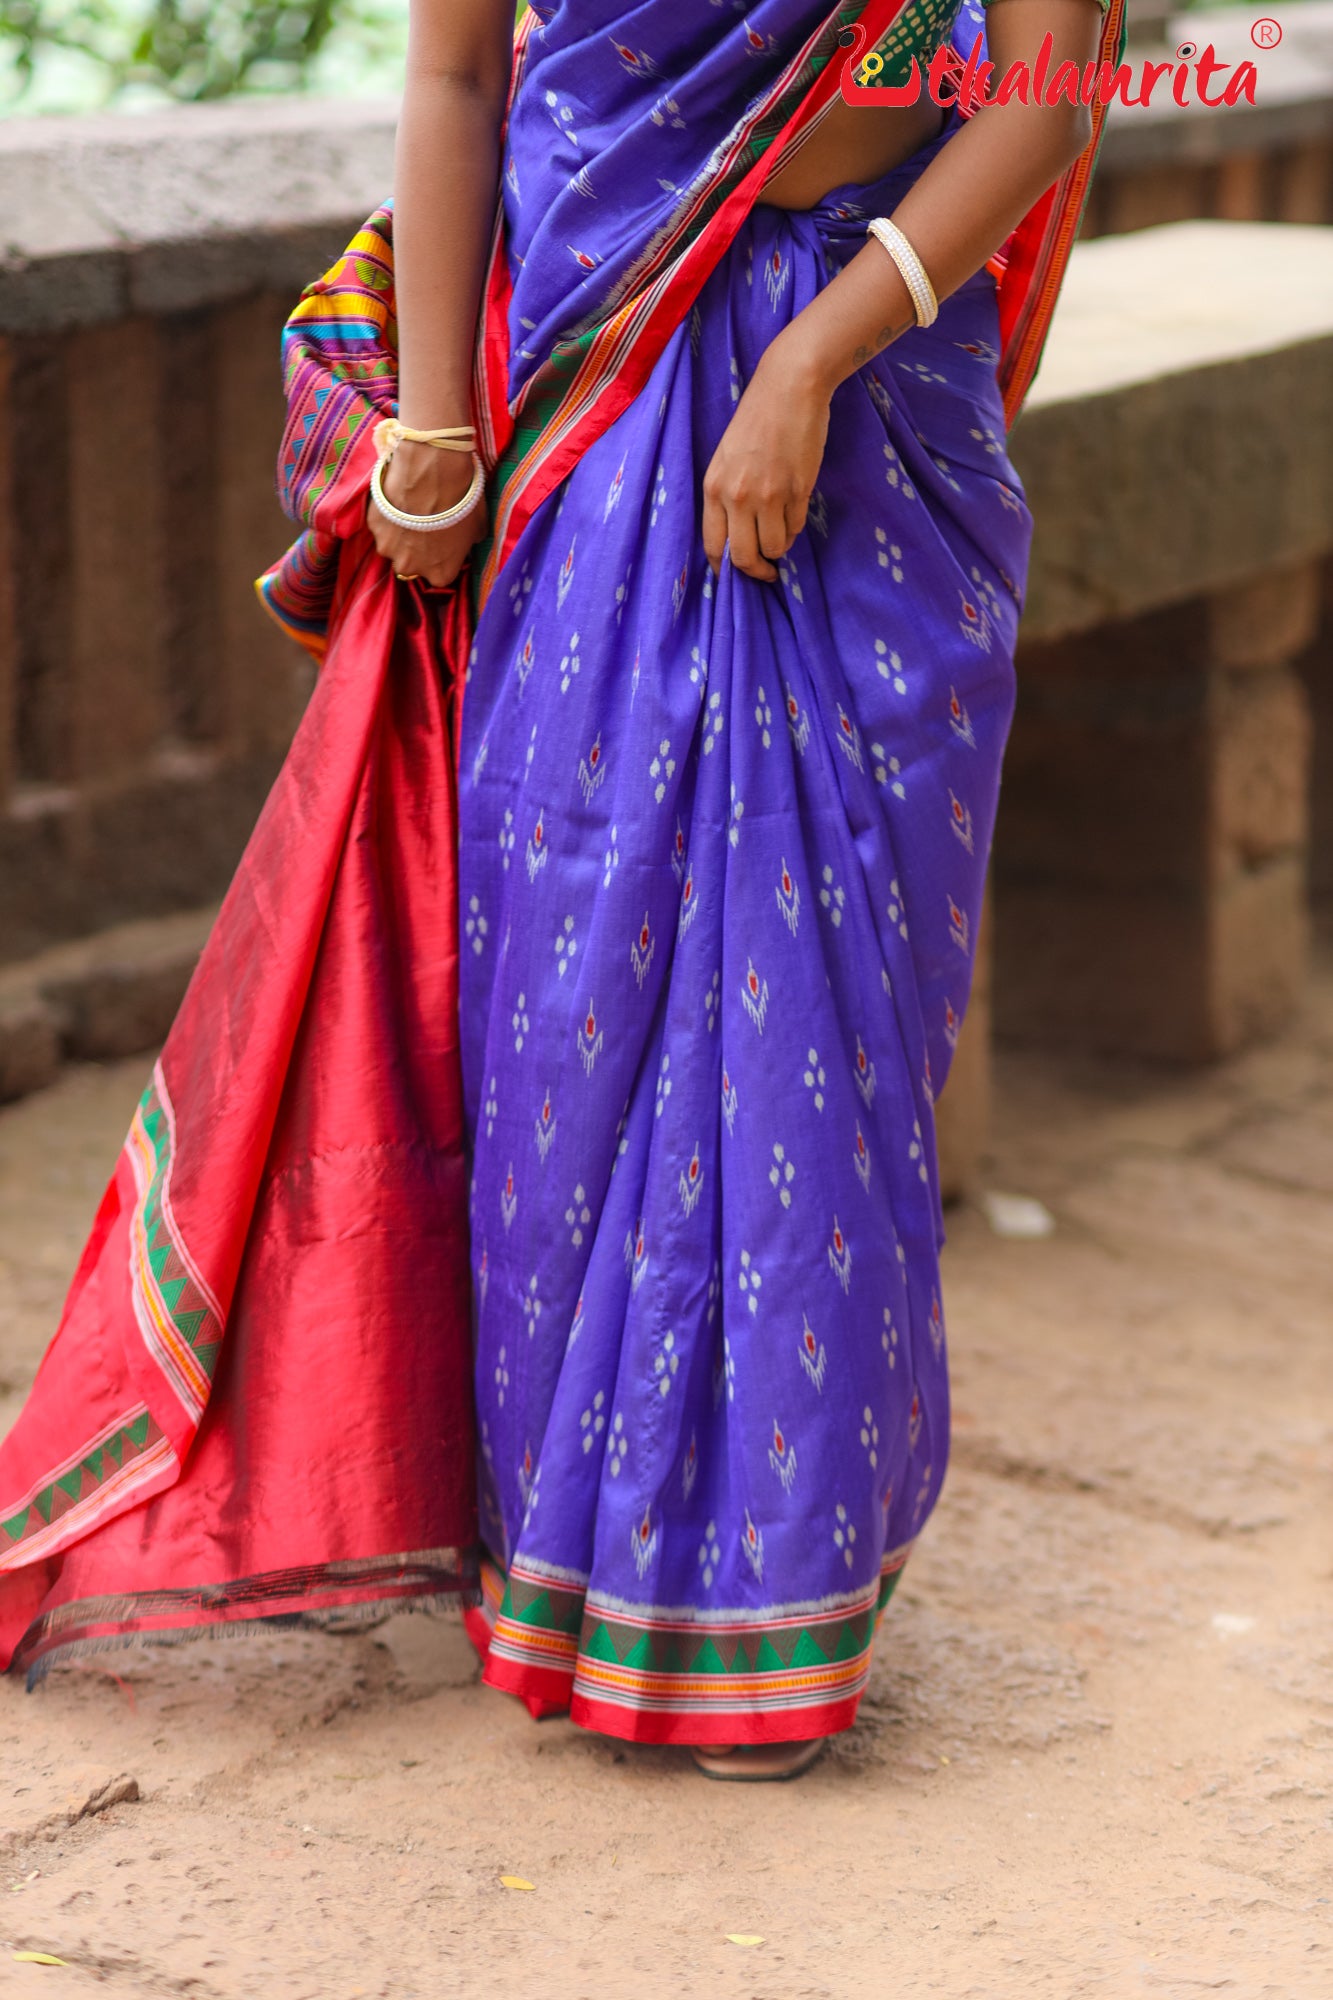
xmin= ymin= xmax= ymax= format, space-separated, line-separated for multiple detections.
xmin=257 ymin=210 xmax=400 ymax=659
xmin=1 ymin=1409 xmax=173 ymax=1574
xmin=126 ymin=1077 xmax=225 ymax=1423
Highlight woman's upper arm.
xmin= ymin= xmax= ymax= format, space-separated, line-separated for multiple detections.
xmin=406 ymin=0 xmax=514 ymax=98
xmin=982 ymin=0 xmax=1105 ymax=73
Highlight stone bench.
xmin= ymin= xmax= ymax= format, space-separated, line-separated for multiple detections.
xmin=1000 ymin=219 xmax=1333 ymax=1062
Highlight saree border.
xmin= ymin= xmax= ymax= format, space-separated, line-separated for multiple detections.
xmin=996 ymin=0 xmax=1128 ymax=423
xmin=9 ymin=1547 xmax=479 ymax=1685
xmin=127 ymin=1062 xmax=226 ymax=1423
xmin=477 ymin=1545 xmax=912 ymax=1743
xmin=0 ymin=1057 xmax=225 ymax=1579
xmin=0 ymin=1406 xmax=175 ymax=1574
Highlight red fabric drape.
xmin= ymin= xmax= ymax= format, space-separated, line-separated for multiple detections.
xmin=0 ymin=537 xmax=477 ymax=1677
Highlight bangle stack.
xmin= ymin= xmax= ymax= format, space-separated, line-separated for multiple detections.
xmin=865 ymin=217 xmax=939 ymax=329
xmin=369 ymin=417 xmax=486 ymax=534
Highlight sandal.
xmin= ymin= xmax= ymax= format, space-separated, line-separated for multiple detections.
xmin=690 ymin=1738 xmax=827 ymax=1782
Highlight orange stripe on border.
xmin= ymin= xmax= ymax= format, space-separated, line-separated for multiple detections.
xmin=998 ymin=0 xmax=1127 ymax=424
xmin=489 ymin=1619 xmax=581 ymax=1668
xmin=124 ymin=1087 xmax=212 ymax=1423
xmin=573 ymin=1658 xmax=871 ymax=1707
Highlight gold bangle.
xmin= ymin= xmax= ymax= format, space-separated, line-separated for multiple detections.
xmin=373 ymin=418 xmax=477 ymax=459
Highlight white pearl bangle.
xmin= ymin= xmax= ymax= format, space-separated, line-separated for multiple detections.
xmin=866 ymin=217 xmax=939 ymax=329
xmin=369 ymin=450 xmax=486 ymax=533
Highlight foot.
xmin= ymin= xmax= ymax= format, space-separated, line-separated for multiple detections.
xmin=690 ymin=1738 xmax=827 ymax=1782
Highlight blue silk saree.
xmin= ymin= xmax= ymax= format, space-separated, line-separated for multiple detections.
xmin=445 ymin=0 xmax=1119 ymax=1744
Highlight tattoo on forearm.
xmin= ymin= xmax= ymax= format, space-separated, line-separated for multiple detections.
xmin=851 ymin=316 xmax=914 ymax=368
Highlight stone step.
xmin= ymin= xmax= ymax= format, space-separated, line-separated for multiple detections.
xmin=0 ymin=905 xmax=216 ymax=1103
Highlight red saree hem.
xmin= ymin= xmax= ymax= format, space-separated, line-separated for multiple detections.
xmin=8 ymin=1550 xmax=475 ymax=1687
xmin=483 ymin=1655 xmax=579 ymax=1724
xmin=463 ymin=1569 xmax=568 ymax=1719
xmin=568 ymin=1693 xmax=865 ymax=1749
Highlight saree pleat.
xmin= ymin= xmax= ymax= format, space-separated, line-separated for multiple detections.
xmin=458 ymin=117 xmax=1032 ymax=1741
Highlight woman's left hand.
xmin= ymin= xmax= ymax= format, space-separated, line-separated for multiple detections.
xmin=702 ymin=337 xmax=832 ymax=583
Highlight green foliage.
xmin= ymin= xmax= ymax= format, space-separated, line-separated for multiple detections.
xmin=0 ymin=0 xmax=405 ymax=108
xmin=128 ymin=0 xmax=341 ymax=99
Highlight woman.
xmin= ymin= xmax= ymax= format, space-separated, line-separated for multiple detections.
xmin=365 ymin=0 xmax=1112 ymax=1777
xmin=0 ymin=0 xmax=1116 ymax=1772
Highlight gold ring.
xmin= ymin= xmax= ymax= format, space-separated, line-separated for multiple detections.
xmin=395 ymin=571 xmax=420 ymax=582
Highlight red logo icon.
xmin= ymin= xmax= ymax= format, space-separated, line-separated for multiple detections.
xmin=1251 ymin=16 xmax=1282 ymax=46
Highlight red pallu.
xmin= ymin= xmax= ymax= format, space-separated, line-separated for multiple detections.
xmin=0 ymin=532 xmax=477 ymax=1677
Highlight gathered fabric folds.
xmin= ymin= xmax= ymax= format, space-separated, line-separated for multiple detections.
xmin=459 ymin=133 xmax=1027 ymax=1745
xmin=0 ymin=456 xmax=478 ymax=1679
xmin=452 ymin=0 xmax=1120 ymax=1744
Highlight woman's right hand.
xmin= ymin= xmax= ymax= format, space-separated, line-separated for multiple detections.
xmin=366 ymin=438 xmax=489 ymax=590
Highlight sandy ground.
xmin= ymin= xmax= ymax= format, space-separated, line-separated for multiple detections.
xmin=1 ymin=955 xmax=1330 ymax=1999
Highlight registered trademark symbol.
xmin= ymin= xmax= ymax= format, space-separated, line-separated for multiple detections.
xmin=1251 ymin=16 xmax=1282 ymax=47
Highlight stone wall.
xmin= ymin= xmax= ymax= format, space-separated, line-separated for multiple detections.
xmin=0 ymin=100 xmax=394 ymax=962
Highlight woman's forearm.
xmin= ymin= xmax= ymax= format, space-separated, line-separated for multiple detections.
xmin=368 ymin=0 xmax=511 ymax=573
xmin=702 ymin=0 xmax=1104 ymax=579
xmin=394 ymin=68 xmax=508 ymax=428
xmin=392 ymin=0 xmax=511 ymax=430
xmin=774 ymin=0 xmax=1103 ymax=394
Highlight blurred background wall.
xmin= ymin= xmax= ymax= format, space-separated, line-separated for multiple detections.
xmin=0 ymin=0 xmax=1330 ymax=1195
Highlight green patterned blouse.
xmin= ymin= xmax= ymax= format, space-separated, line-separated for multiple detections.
xmin=870 ymin=0 xmax=1112 ymax=88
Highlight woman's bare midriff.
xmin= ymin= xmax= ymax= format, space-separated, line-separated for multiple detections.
xmin=757 ymin=96 xmax=946 ymax=209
